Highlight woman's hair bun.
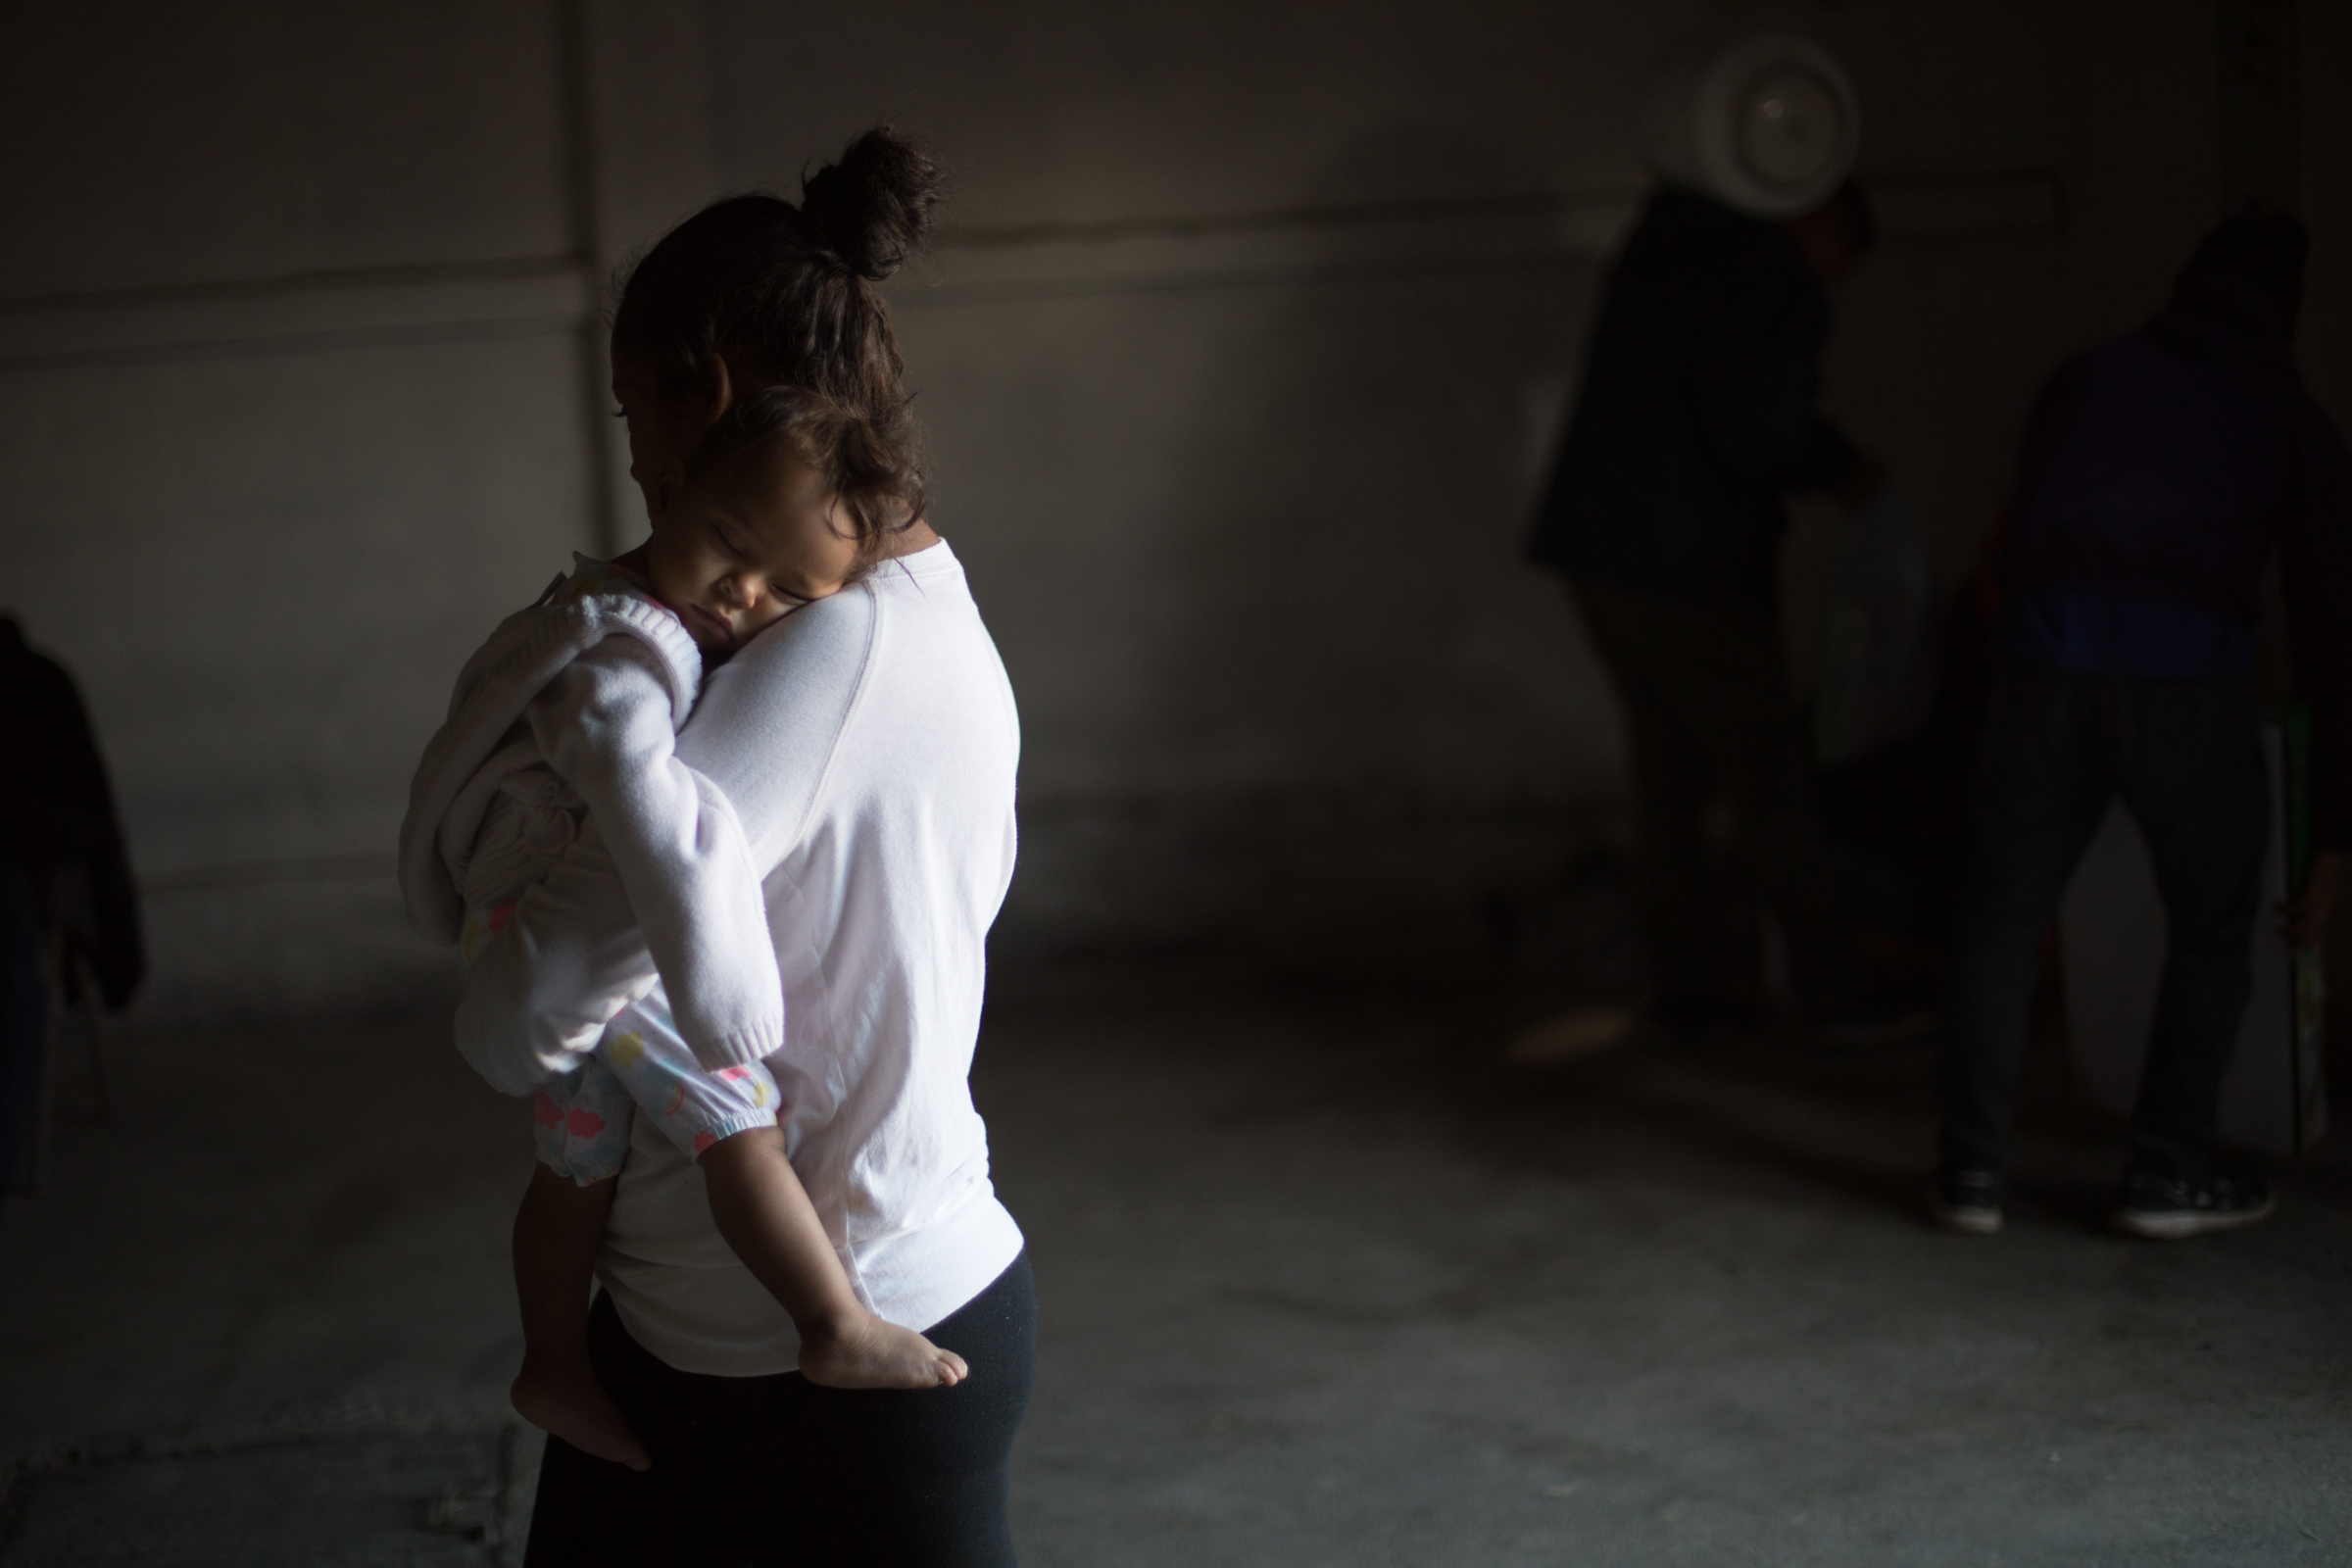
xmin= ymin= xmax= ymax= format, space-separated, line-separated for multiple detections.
xmin=799 ymin=127 xmax=942 ymax=282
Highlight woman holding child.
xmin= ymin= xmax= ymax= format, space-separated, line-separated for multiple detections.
xmin=443 ymin=130 xmax=1033 ymax=1565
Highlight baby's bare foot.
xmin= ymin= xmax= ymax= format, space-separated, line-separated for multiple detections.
xmin=512 ymin=1360 xmax=652 ymax=1471
xmin=799 ymin=1312 xmax=969 ymax=1390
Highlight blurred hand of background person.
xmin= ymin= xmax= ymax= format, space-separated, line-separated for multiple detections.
xmin=1786 ymin=192 xmax=1871 ymax=289
xmin=1836 ymin=449 xmax=1888 ymax=511
xmin=2280 ymin=849 xmax=2343 ymax=951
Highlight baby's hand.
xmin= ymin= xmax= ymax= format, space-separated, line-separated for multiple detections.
xmin=799 ymin=1312 xmax=968 ymax=1390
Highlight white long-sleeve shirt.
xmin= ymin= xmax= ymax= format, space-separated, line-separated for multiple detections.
xmin=455 ymin=542 xmax=1024 ymax=1374
xmin=399 ymin=558 xmax=784 ymax=1068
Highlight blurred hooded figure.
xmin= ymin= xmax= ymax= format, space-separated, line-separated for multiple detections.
xmin=0 ymin=616 xmax=143 ymax=1187
xmin=1931 ymin=215 xmax=2352 ymax=1242
xmin=1528 ymin=178 xmax=1915 ymax=1043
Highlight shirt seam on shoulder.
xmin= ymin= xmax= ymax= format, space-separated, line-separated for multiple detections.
xmin=777 ymin=580 xmax=884 ymax=856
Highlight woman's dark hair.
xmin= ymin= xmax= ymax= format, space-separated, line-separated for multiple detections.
xmin=687 ymin=386 xmax=925 ymax=571
xmin=612 ymin=126 xmax=942 ymax=420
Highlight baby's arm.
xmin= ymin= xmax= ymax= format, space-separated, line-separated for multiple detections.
xmin=598 ymin=997 xmax=965 ymax=1390
xmin=526 ymin=635 xmax=783 ymax=1070
xmin=454 ymin=597 xmax=869 ymax=1097
xmin=702 ymin=1130 xmax=966 ymax=1389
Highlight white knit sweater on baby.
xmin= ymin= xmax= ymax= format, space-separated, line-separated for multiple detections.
xmin=397 ymin=558 xmax=784 ymax=1069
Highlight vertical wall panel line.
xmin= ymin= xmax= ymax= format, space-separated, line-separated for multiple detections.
xmin=556 ymin=0 xmax=622 ymax=558
xmin=2217 ymin=0 xmax=2301 ymax=217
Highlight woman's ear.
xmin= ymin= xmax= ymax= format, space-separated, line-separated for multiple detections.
xmin=703 ymin=353 xmax=739 ymax=426
xmin=646 ymin=355 xmax=736 ymax=525
xmin=647 ymin=465 xmax=687 ymax=526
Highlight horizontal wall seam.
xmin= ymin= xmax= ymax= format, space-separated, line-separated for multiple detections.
xmin=896 ymin=169 xmax=2065 ymax=308
xmin=892 ymin=249 xmax=1610 ymax=308
xmin=928 ymin=170 xmax=2063 ymax=250
xmin=931 ymin=189 xmax=1645 ymax=248
xmin=0 ymin=256 xmax=589 ymax=318
xmin=0 ymin=313 xmax=585 ymax=375
xmin=0 ymin=171 xmax=2063 ymax=350
xmin=138 ymin=855 xmax=395 ymax=895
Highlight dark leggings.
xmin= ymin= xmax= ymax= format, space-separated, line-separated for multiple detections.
xmin=524 ymin=1251 xmax=1035 ymax=1567
xmin=1939 ymin=661 xmax=2267 ymax=1176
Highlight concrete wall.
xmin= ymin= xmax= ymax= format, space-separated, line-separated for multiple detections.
xmin=1 ymin=3 xmax=598 ymax=1021
xmin=2 ymin=1 xmax=2342 ymax=1021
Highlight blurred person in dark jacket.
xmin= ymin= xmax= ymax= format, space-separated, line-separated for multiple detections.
xmin=1529 ymin=179 xmax=1918 ymax=1044
xmin=1929 ymin=215 xmax=2351 ymax=1242
xmin=0 ymin=615 xmax=143 ymax=1187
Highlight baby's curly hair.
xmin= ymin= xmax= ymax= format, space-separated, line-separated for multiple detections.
xmin=684 ymin=385 xmax=926 ymax=572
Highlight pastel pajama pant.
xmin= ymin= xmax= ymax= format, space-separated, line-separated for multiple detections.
xmin=465 ymin=901 xmax=780 ymax=1183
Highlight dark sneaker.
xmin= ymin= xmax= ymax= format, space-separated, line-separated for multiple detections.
xmin=2112 ymin=1168 xmax=2275 ymax=1241
xmin=1927 ymin=1169 xmax=2003 ymax=1235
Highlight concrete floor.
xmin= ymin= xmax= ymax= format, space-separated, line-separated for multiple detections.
xmin=4 ymin=957 xmax=2350 ymax=1564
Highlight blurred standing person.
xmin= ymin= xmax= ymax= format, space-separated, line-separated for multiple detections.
xmin=0 ymin=616 xmax=143 ymax=1188
xmin=1931 ymin=216 xmax=2352 ymax=1241
xmin=1529 ymin=179 xmax=1923 ymax=1043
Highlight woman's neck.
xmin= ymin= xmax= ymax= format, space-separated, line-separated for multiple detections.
xmin=885 ymin=519 xmax=942 ymax=558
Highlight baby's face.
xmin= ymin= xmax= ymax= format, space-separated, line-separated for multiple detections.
xmin=642 ymin=446 xmax=859 ymax=654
